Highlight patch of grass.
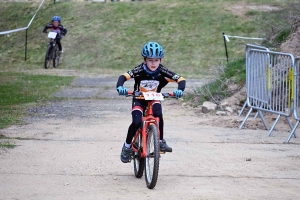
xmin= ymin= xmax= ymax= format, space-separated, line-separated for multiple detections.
xmin=274 ymin=28 xmax=291 ymax=44
xmin=245 ymin=10 xmax=260 ymax=16
xmin=0 ymin=72 xmax=74 ymax=128
xmin=253 ymin=2 xmax=295 ymax=49
xmin=187 ymin=59 xmax=245 ymax=105
xmin=223 ymin=59 xmax=246 ymax=84
xmin=0 ymin=141 xmax=15 ymax=149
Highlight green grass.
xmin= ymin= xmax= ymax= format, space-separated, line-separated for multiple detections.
xmin=0 ymin=141 xmax=15 ymax=149
xmin=0 ymin=134 xmax=15 ymax=148
xmin=274 ymin=28 xmax=291 ymax=44
xmin=0 ymin=72 xmax=74 ymax=128
xmin=185 ymin=59 xmax=245 ymax=105
xmin=0 ymin=0 xmax=293 ymax=78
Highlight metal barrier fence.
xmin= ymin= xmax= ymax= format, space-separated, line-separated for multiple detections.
xmin=238 ymin=44 xmax=270 ymax=117
xmin=239 ymin=49 xmax=296 ymax=142
xmin=286 ymin=57 xmax=300 ymax=142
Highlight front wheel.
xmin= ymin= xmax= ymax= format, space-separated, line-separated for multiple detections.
xmin=144 ymin=123 xmax=160 ymax=189
xmin=53 ymin=46 xmax=60 ymax=68
xmin=133 ymin=129 xmax=145 ymax=178
xmin=44 ymin=45 xmax=51 ymax=69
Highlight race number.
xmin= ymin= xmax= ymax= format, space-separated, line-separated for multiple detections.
xmin=143 ymin=92 xmax=164 ymax=101
xmin=48 ymin=32 xmax=57 ymax=39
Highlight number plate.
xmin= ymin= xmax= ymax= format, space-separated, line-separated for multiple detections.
xmin=48 ymin=32 xmax=57 ymax=39
xmin=143 ymin=92 xmax=164 ymax=100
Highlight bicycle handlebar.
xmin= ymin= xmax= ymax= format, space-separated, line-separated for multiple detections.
xmin=126 ymin=91 xmax=176 ymax=99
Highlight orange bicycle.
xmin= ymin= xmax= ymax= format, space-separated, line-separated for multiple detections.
xmin=126 ymin=91 xmax=176 ymax=189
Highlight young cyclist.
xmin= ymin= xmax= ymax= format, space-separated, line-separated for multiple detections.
xmin=116 ymin=41 xmax=186 ymax=163
xmin=43 ymin=16 xmax=67 ymax=54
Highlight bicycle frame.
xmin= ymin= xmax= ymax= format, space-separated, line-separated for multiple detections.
xmin=131 ymin=100 xmax=160 ymax=158
xmin=49 ymin=38 xmax=57 ymax=49
xmin=47 ymin=32 xmax=58 ymax=56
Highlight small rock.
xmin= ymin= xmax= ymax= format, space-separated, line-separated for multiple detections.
xmin=246 ymin=158 xmax=251 ymax=161
xmin=202 ymin=101 xmax=217 ymax=113
xmin=225 ymin=107 xmax=234 ymax=113
xmin=221 ymin=101 xmax=229 ymax=107
xmin=226 ymin=111 xmax=232 ymax=116
xmin=114 ymin=177 xmax=117 ymax=180
xmin=219 ymin=106 xmax=225 ymax=111
xmin=216 ymin=111 xmax=226 ymax=116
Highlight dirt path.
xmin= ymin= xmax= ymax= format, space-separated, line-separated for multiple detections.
xmin=1 ymin=75 xmax=300 ymax=200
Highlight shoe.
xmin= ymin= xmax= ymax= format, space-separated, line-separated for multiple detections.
xmin=160 ymin=139 xmax=172 ymax=152
xmin=120 ymin=144 xmax=132 ymax=163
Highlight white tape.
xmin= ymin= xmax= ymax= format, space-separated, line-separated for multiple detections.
xmin=0 ymin=0 xmax=45 ymax=35
xmin=224 ymin=34 xmax=265 ymax=42
xmin=224 ymin=35 xmax=230 ymax=42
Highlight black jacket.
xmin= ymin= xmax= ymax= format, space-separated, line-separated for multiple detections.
xmin=117 ymin=63 xmax=186 ymax=92
xmin=43 ymin=24 xmax=67 ymax=39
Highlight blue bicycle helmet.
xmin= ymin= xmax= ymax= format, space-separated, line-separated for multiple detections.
xmin=52 ymin=16 xmax=61 ymax=23
xmin=141 ymin=42 xmax=164 ymax=58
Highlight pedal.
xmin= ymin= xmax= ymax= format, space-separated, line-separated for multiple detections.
xmin=159 ymin=151 xmax=166 ymax=154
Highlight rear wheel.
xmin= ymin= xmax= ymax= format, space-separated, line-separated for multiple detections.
xmin=53 ymin=46 xmax=60 ymax=68
xmin=133 ymin=130 xmax=145 ymax=178
xmin=44 ymin=45 xmax=51 ymax=69
xmin=144 ymin=123 xmax=160 ymax=189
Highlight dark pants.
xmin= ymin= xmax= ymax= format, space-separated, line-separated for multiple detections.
xmin=125 ymin=99 xmax=164 ymax=144
xmin=55 ymin=38 xmax=62 ymax=51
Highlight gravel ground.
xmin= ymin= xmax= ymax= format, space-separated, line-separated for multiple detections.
xmin=1 ymin=76 xmax=300 ymax=200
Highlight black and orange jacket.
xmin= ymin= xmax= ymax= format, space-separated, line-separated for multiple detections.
xmin=116 ymin=63 xmax=186 ymax=92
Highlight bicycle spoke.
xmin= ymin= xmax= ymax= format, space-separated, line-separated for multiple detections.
xmin=133 ymin=131 xmax=144 ymax=178
xmin=144 ymin=124 xmax=159 ymax=189
xmin=44 ymin=45 xmax=52 ymax=69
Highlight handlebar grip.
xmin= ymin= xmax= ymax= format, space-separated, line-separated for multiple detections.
xmin=169 ymin=92 xmax=175 ymax=97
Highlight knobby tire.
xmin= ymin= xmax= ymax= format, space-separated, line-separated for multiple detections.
xmin=144 ymin=123 xmax=160 ymax=189
xmin=44 ymin=45 xmax=51 ymax=69
xmin=133 ymin=130 xmax=145 ymax=178
xmin=53 ymin=46 xmax=60 ymax=68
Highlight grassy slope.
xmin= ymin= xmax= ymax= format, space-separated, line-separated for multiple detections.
xmin=0 ymin=0 xmax=290 ymax=78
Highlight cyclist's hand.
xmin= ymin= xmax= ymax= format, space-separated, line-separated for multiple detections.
xmin=173 ymin=89 xmax=183 ymax=98
xmin=117 ymin=86 xmax=128 ymax=96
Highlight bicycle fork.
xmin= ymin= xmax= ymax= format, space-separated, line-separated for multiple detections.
xmin=48 ymin=42 xmax=57 ymax=59
xmin=131 ymin=118 xmax=160 ymax=161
